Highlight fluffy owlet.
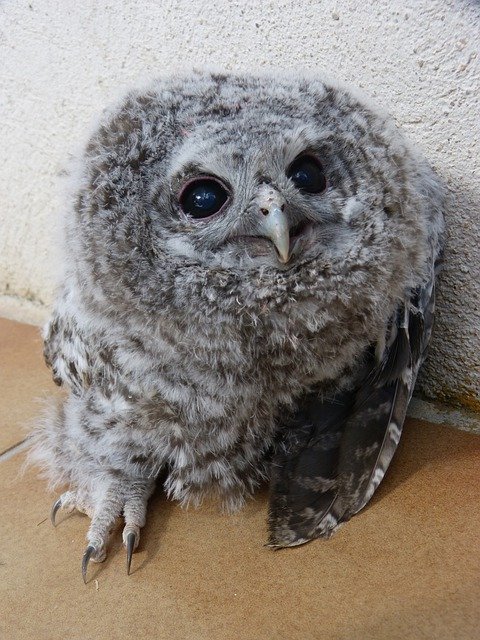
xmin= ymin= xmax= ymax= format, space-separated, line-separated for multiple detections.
xmin=29 ymin=71 xmax=445 ymax=581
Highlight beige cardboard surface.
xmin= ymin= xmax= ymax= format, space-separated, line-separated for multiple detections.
xmin=0 ymin=320 xmax=479 ymax=640
xmin=0 ymin=317 xmax=53 ymax=453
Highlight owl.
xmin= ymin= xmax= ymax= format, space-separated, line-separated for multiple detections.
xmin=29 ymin=71 xmax=445 ymax=582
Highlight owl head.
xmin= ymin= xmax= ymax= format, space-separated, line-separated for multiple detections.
xmin=66 ymin=71 xmax=442 ymax=325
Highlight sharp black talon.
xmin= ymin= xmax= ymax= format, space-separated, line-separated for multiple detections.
xmin=50 ymin=498 xmax=62 ymax=527
xmin=126 ymin=532 xmax=136 ymax=576
xmin=82 ymin=545 xmax=96 ymax=584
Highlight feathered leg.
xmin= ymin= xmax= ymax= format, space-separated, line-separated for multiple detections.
xmin=30 ymin=393 xmax=157 ymax=581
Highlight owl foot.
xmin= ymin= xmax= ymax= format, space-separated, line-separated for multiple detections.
xmin=50 ymin=478 xmax=155 ymax=583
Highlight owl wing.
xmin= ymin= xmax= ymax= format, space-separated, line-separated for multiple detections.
xmin=43 ymin=308 xmax=94 ymax=395
xmin=268 ymin=254 xmax=441 ymax=547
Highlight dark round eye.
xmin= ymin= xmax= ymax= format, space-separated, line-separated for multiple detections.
xmin=179 ymin=177 xmax=229 ymax=219
xmin=287 ymin=155 xmax=327 ymax=194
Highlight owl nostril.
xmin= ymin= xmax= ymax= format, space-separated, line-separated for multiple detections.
xmin=260 ymin=204 xmax=285 ymax=216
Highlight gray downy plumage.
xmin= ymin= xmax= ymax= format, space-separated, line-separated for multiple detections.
xmin=27 ymin=70 xmax=445 ymax=579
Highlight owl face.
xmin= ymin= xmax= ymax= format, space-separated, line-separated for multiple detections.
xmin=160 ymin=120 xmax=332 ymax=271
xmin=72 ymin=72 xmax=429 ymax=320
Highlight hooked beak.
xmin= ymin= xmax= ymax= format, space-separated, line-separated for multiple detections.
xmin=259 ymin=205 xmax=290 ymax=263
xmin=255 ymin=185 xmax=290 ymax=263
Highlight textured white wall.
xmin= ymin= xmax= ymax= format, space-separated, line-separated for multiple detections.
xmin=0 ymin=0 xmax=479 ymax=409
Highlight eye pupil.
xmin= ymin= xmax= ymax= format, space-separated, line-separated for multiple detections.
xmin=292 ymin=167 xmax=311 ymax=188
xmin=179 ymin=178 xmax=229 ymax=219
xmin=287 ymin=155 xmax=326 ymax=194
xmin=192 ymin=188 xmax=216 ymax=210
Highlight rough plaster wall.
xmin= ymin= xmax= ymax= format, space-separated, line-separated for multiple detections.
xmin=0 ymin=0 xmax=479 ymax=408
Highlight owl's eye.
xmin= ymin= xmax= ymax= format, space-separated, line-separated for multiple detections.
xmin=287 ymin=155 xmax=327 ymax=194
xmin=179 ymin=177 xmax=229 ymax=219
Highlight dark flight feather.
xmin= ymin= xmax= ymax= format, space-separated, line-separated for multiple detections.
xmin=268 ymin=257 xmax=440 ymax=547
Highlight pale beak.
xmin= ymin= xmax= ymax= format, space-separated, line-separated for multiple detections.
xmin=259 ymin=205 xmax=290 ymax=263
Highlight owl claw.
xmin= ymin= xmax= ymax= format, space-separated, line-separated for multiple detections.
xmin=50 ymin=498 xmax=62 ymax=526
xmin=125 ymin=532 xmax=136 ymax=575
xmin=81 ymin=544 xmax=96 ymax=584
xmin=49 ymin=483 xmax=152 ymax=581
xmin=49 ymin=490 xmax=81 ymax=526
xmin=123 ymin=524 xmax=140 ymax=575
